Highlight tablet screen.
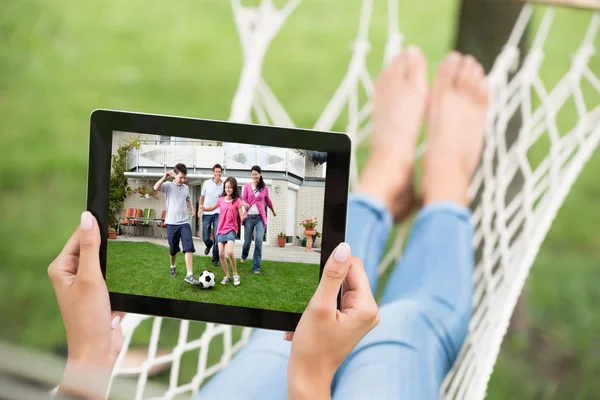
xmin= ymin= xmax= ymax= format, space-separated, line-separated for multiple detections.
xmin=107 ymin=131 xmax=326 ymax=314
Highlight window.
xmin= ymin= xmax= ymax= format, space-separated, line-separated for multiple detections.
xmin=155 ymin=135 xmax=188 ymax=146
xmin=157 ymin=135 xmax=170 ymax=145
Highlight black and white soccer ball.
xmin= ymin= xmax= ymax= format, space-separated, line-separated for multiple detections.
xmin=198 ymin=270 xmax=216 ymax=289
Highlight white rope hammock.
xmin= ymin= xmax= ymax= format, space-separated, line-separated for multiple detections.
xmin=109 ymin=1 xmax=600 ymax=399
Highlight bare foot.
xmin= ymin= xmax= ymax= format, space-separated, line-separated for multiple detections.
xmin=357 ymin=46 xmax=428 ymax=222
xmin=422 ymin=52 xmax=489 ymax=207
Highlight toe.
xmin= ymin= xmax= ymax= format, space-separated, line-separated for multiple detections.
xmin=456 ymin=55 xmax=476 ymax=90
xmin=392 ymin=50 xmax=409 ymax=79
xmin=383 ymin=51 xmax=408 ymax=81
xmin=405 ymin=45 xmax=428 ymax=91
xmin=478 ymin=78 xmax=490 ymax=105
xmin=467 ymin=60 xmax=484 ymax=94
xmin=375 ymin=52 xmax=406 ymax=93
xmin=436 ymin=51 xmax=462 ymax=92
xmin=472 ymin=63 xmax=490 ymax=105
xmin=471 ymin=62 xmax=484 ymax=85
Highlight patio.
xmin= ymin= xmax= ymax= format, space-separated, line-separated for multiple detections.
xmin=115 ymin=235 xmax=321 ymax=264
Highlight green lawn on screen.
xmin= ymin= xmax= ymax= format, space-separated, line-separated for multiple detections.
xmin=106 ymin=241 xmax=319 ymax=314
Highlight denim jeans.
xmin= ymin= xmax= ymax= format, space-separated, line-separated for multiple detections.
xmin=196 ymin=193 xmax=474 ymax=399
xmin=241 ymin=215 xmax=265 ymax=273
xmin=202 ymin=213 xmax=220 ymax=264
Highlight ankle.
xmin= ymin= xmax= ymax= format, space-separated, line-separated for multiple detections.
xmin=356 ymin=157 xmax=413 ymax=201
xmin=422 ymin=173 xmax=470 ymax=207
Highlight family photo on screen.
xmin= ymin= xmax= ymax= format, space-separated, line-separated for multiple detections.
xmin=105 ymin=133 xmax=327 ymax=314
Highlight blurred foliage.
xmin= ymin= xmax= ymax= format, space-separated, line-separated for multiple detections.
xmin=109 ymin=136 xmax=140 ymax=227
xmin=0 ymin=0 xmax=599 ymax=398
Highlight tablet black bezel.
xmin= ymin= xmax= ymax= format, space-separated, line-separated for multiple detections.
xmin=87 ymin=109 xmax=351 ymax=332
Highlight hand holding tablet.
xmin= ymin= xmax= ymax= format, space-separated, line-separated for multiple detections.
xmin=47 ymin=211 xmax=123 ymax=399
xmin=288 ymin=242 xmax=379 ymax=395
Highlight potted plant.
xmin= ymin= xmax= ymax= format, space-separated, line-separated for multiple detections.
xmin=299 ymin=216 xmax=318 ymax=252
xmin=108 ymin=227 xmax=117 ymax=240
xmin=300 ymin=216 xmax=318 ymax=235
xmin=277 ymin=232 xmax=286 ymax=247
xmin=137 ymin=184 xmax=159 ymax=199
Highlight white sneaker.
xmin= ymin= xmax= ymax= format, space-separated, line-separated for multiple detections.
xmin=221 ymin=276 xmax=230 ymax=285
xmin=233 ymin=274 xmax=241 ymax=286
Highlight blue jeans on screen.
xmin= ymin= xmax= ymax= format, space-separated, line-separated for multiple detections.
xmin=196 ymin=193 xmax=474 ymax=399
xmin=241 ymin=215 xmax=265 ymax=273
xmin=202 ymin=213 xmax=220 ymax=264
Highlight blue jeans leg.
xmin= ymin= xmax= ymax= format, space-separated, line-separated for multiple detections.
xmin=331 ymin=201 xmax=474 ymax=400
xmin=195 ymin=329 xmax=290 ymax=400
xmin=203 ymin=214 xmax=220 ymax=263
xmin=202 ymin=214 xmax=214 ymax=249
xmin=195 ymin=195 xmax=474 ymax=400
xmin=211 ymin=214 xmax=220 ymax=263
xmin=241 ymin=217 xmax=256 ymax=261
xmin=252 ymin=218 xmax=265 ymax=272
xmin=195 ymin=194 xmax=392 ymax=400
xmin=343 ymin=193 xmax=394 ymax=294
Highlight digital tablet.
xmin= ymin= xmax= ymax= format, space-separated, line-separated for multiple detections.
xmin=87 ymin=109 xmax=351 ymax=332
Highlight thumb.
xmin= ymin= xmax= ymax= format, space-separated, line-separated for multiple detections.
xmin=78 ymin=211 xmax=102 ymax=281
xmin=312 ymin=242 xmax=352 ymax=308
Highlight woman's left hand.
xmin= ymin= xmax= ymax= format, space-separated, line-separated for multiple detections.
xmin=48 ymin=211 xmax=123 ymax=398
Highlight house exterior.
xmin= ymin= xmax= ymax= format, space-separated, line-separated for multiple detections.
xmin=112 ymin=131 xmax=326 ymax=247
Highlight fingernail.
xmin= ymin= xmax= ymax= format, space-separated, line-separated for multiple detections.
xmin=405 ymin=46 xmax=418 ymax=57
xmin=283 ymin=332 xmax=292 ymax=341
xmin=334 ymin=242 xmax=351 ymax=262
xmin=111 ymin=315 xmax=121 ymax=329
xmin=81 ymin=211 xmax=93 ymax=231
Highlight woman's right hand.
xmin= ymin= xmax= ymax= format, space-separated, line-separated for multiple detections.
xmin=287 ymin=242 xmax=380 ymax=399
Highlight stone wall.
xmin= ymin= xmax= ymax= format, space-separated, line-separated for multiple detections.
xmin=266 ymin=180 xmax=287 ymax=245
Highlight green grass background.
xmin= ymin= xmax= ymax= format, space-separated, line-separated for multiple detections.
xmin=1 ymin=0 xmax=599 ymax=398
xmin=107 ymin=241 xmax=318 ymax=313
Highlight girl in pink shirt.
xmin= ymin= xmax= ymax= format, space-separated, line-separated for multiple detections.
xmin=202 ymin=177 xmax=245 ymax=286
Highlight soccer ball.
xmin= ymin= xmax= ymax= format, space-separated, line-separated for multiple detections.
xmin=198 ymin=270 xmax=215 ymax=289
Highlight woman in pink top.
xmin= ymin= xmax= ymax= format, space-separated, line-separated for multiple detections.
xmin=240 ymin=165 xmax=277 ymax=274
xmin=202 ymin=177 xmax=245 ymax=287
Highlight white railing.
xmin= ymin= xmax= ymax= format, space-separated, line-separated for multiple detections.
xmin=127 ymin=141 xmax=305 ymax=178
